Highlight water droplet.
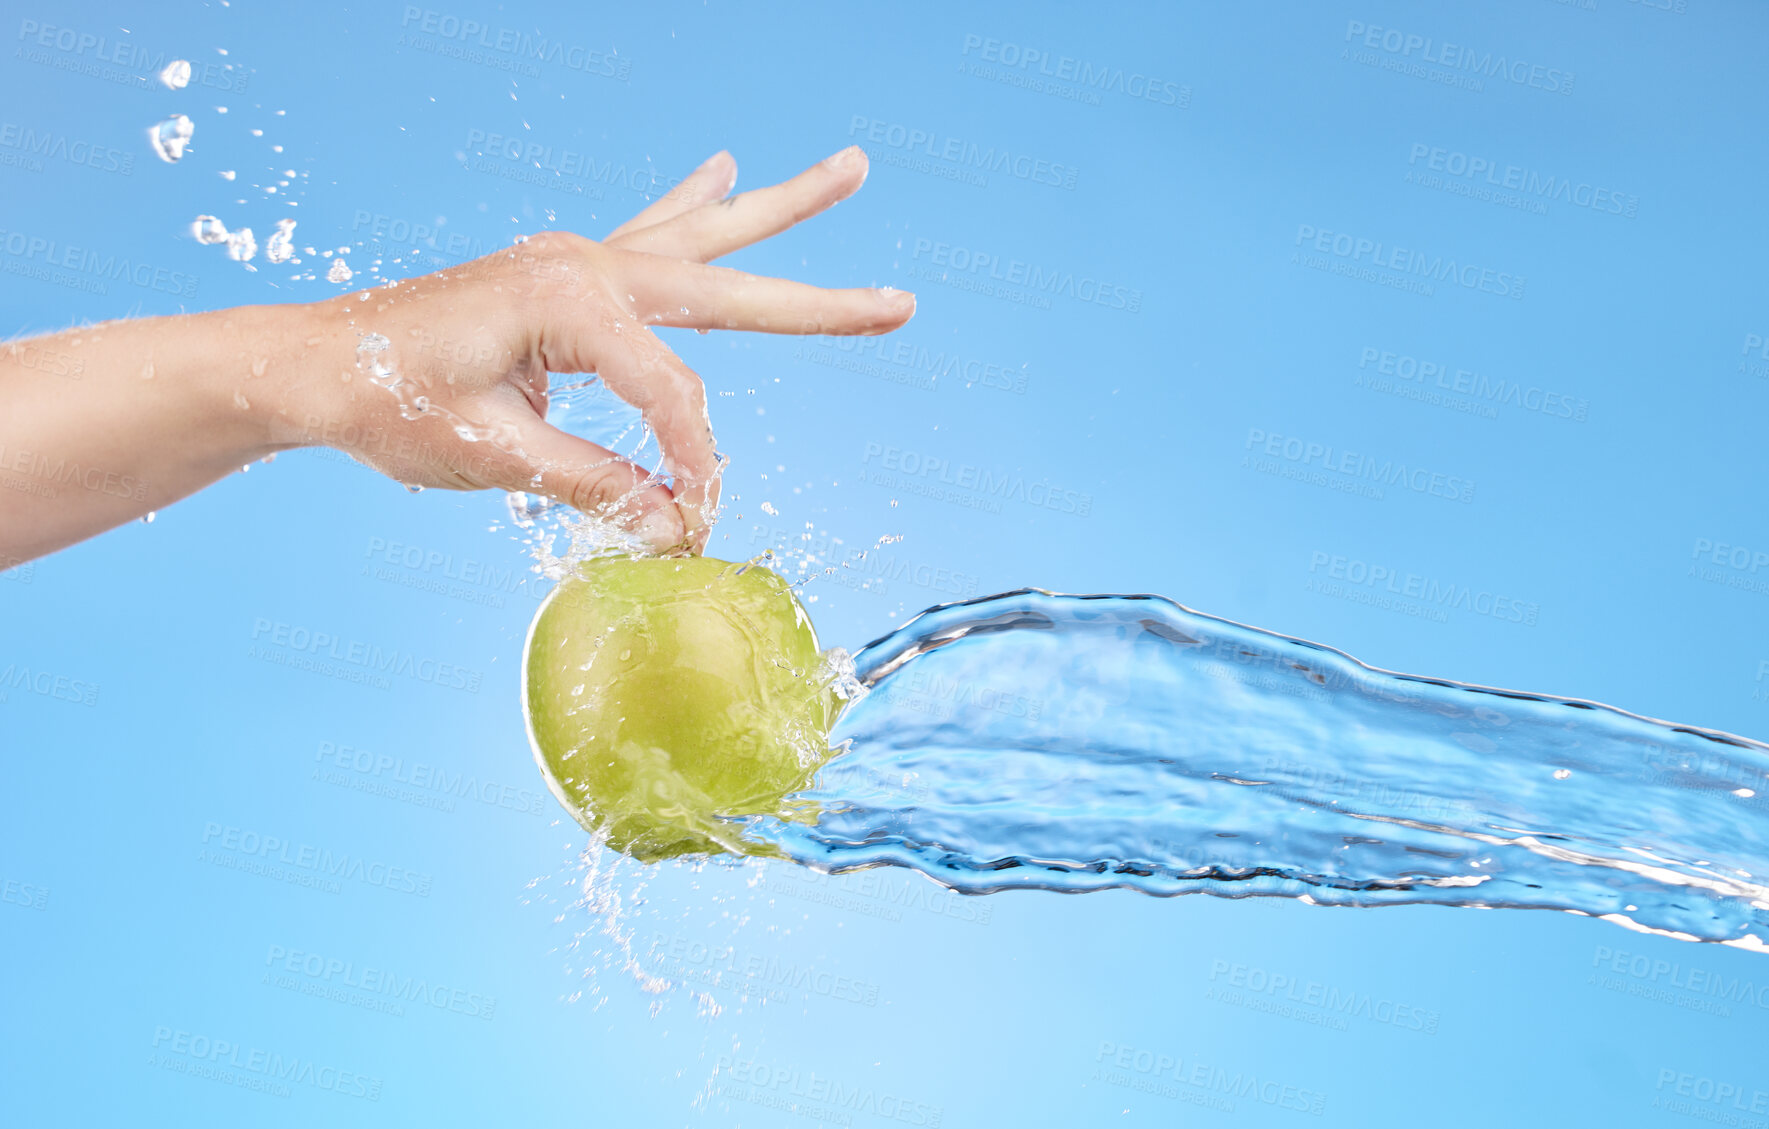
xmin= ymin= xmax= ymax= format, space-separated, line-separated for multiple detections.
xmin=225 ymin=227 xmax=257 ymax=262
xmin=1553 ymin=768 xmax=1572 ymax=780
xmin=148 ymin=114 xmax=195 ymax=163
xmin=158 ymin=59 xmax=192 ymax=90
xmin=405 ymin=483 xmax=424 ymax=493
xmin=139 ymin=361 xmax=155 ymax=381
xmin=219 ymin=169 xmax=236 ymax=181
xmin=140 ymin=511 xmax=156 ymax=524
xmin=266 ymin=218 xmax=296 ymax=264
xmin=191 ymin=215 xmax=228 ymax=244
xmin=889 ymin=498 xmax=899 ymax=508
xmin=326 ymin=258 xmax=354 ymax=283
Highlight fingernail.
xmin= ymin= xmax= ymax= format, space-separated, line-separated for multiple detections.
xmin=696 ymin=150 xmax=731 ymax=173
xmin=877 ymin=287 xmax=916 ymax=312
xmin=636 ymin=506 xmax=684 ymax=552
xmin=828 ymin=144 xmax=864 ymax=169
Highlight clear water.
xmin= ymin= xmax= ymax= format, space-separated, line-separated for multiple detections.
xmin=739 ymin=591 xmax=1769 ymax=949
xmin=8 ymin=2 xmax=1769 ymax=1124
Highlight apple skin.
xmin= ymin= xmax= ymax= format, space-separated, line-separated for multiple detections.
xmin=522 ymin=554 xmax=839 ymax=861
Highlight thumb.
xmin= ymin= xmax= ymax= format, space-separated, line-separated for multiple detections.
xmin=496 ymin=416 xmax=686 ymax=553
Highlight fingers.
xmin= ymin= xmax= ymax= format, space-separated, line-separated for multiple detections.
xmin=592 ymin=327 xmax=722 ymax=553
xmin=608 ymin=251 xmax=916 ymax=335
xmin=604 ymin=150 xmax=737 ymax=242
xmin=491 ymin=413 xmax=686 ymax=552
xmin=607 ymin=145 xmax=869 ymax=263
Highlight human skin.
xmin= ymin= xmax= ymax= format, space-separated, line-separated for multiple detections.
xmin=0 ymin=145 xmax=913 ymax=566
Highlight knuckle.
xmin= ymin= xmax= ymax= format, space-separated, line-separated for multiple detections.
xmin=567 ymin=460 xmax=634 ymax=515
xmin=522 ymin=229 xmax=584 ymax=253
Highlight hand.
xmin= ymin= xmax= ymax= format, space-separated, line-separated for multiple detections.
xmin=285 ymin=145 xmax=914 ymax=552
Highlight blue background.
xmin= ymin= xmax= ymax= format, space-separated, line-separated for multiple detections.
xmin=4 ymin=0 xmax=1768 ymax=1124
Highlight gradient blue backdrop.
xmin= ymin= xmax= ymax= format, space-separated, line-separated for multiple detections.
xmin=4 ymin=1 xmax=1767 ymax=1125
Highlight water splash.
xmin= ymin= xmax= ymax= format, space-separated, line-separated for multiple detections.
xmin=720 ymin=590 xmax=1769 ymax=950
xmin=266 ymin=218 xmax=296 ymax=264
xmin=149 ymin=114 xmax=194 ymax=163
xmin=158 ymin=60 xmax=192 ymax=90
xmin=326 ymin=258 xmax=354 ymax=283
xmin=191 ymin=215 xmax=228 ymax=244
xmin=225 ymin=226 xmax=257 ymax=262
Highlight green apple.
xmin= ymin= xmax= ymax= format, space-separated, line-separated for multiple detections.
xmin=522 ymin=554 xmax=840 ymax=861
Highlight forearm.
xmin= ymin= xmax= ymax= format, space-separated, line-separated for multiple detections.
xmin=0 ymin=147 xmax=911 ymax=566
xmin=0 ymin=303 xmax=331 ymax=563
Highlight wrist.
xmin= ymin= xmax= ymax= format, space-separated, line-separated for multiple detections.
xmin=213 ymin=297 xmax=359 ymax=455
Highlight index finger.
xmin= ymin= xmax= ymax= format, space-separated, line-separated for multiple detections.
xmin=591 ymin=326 xmax=723 ymax=552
